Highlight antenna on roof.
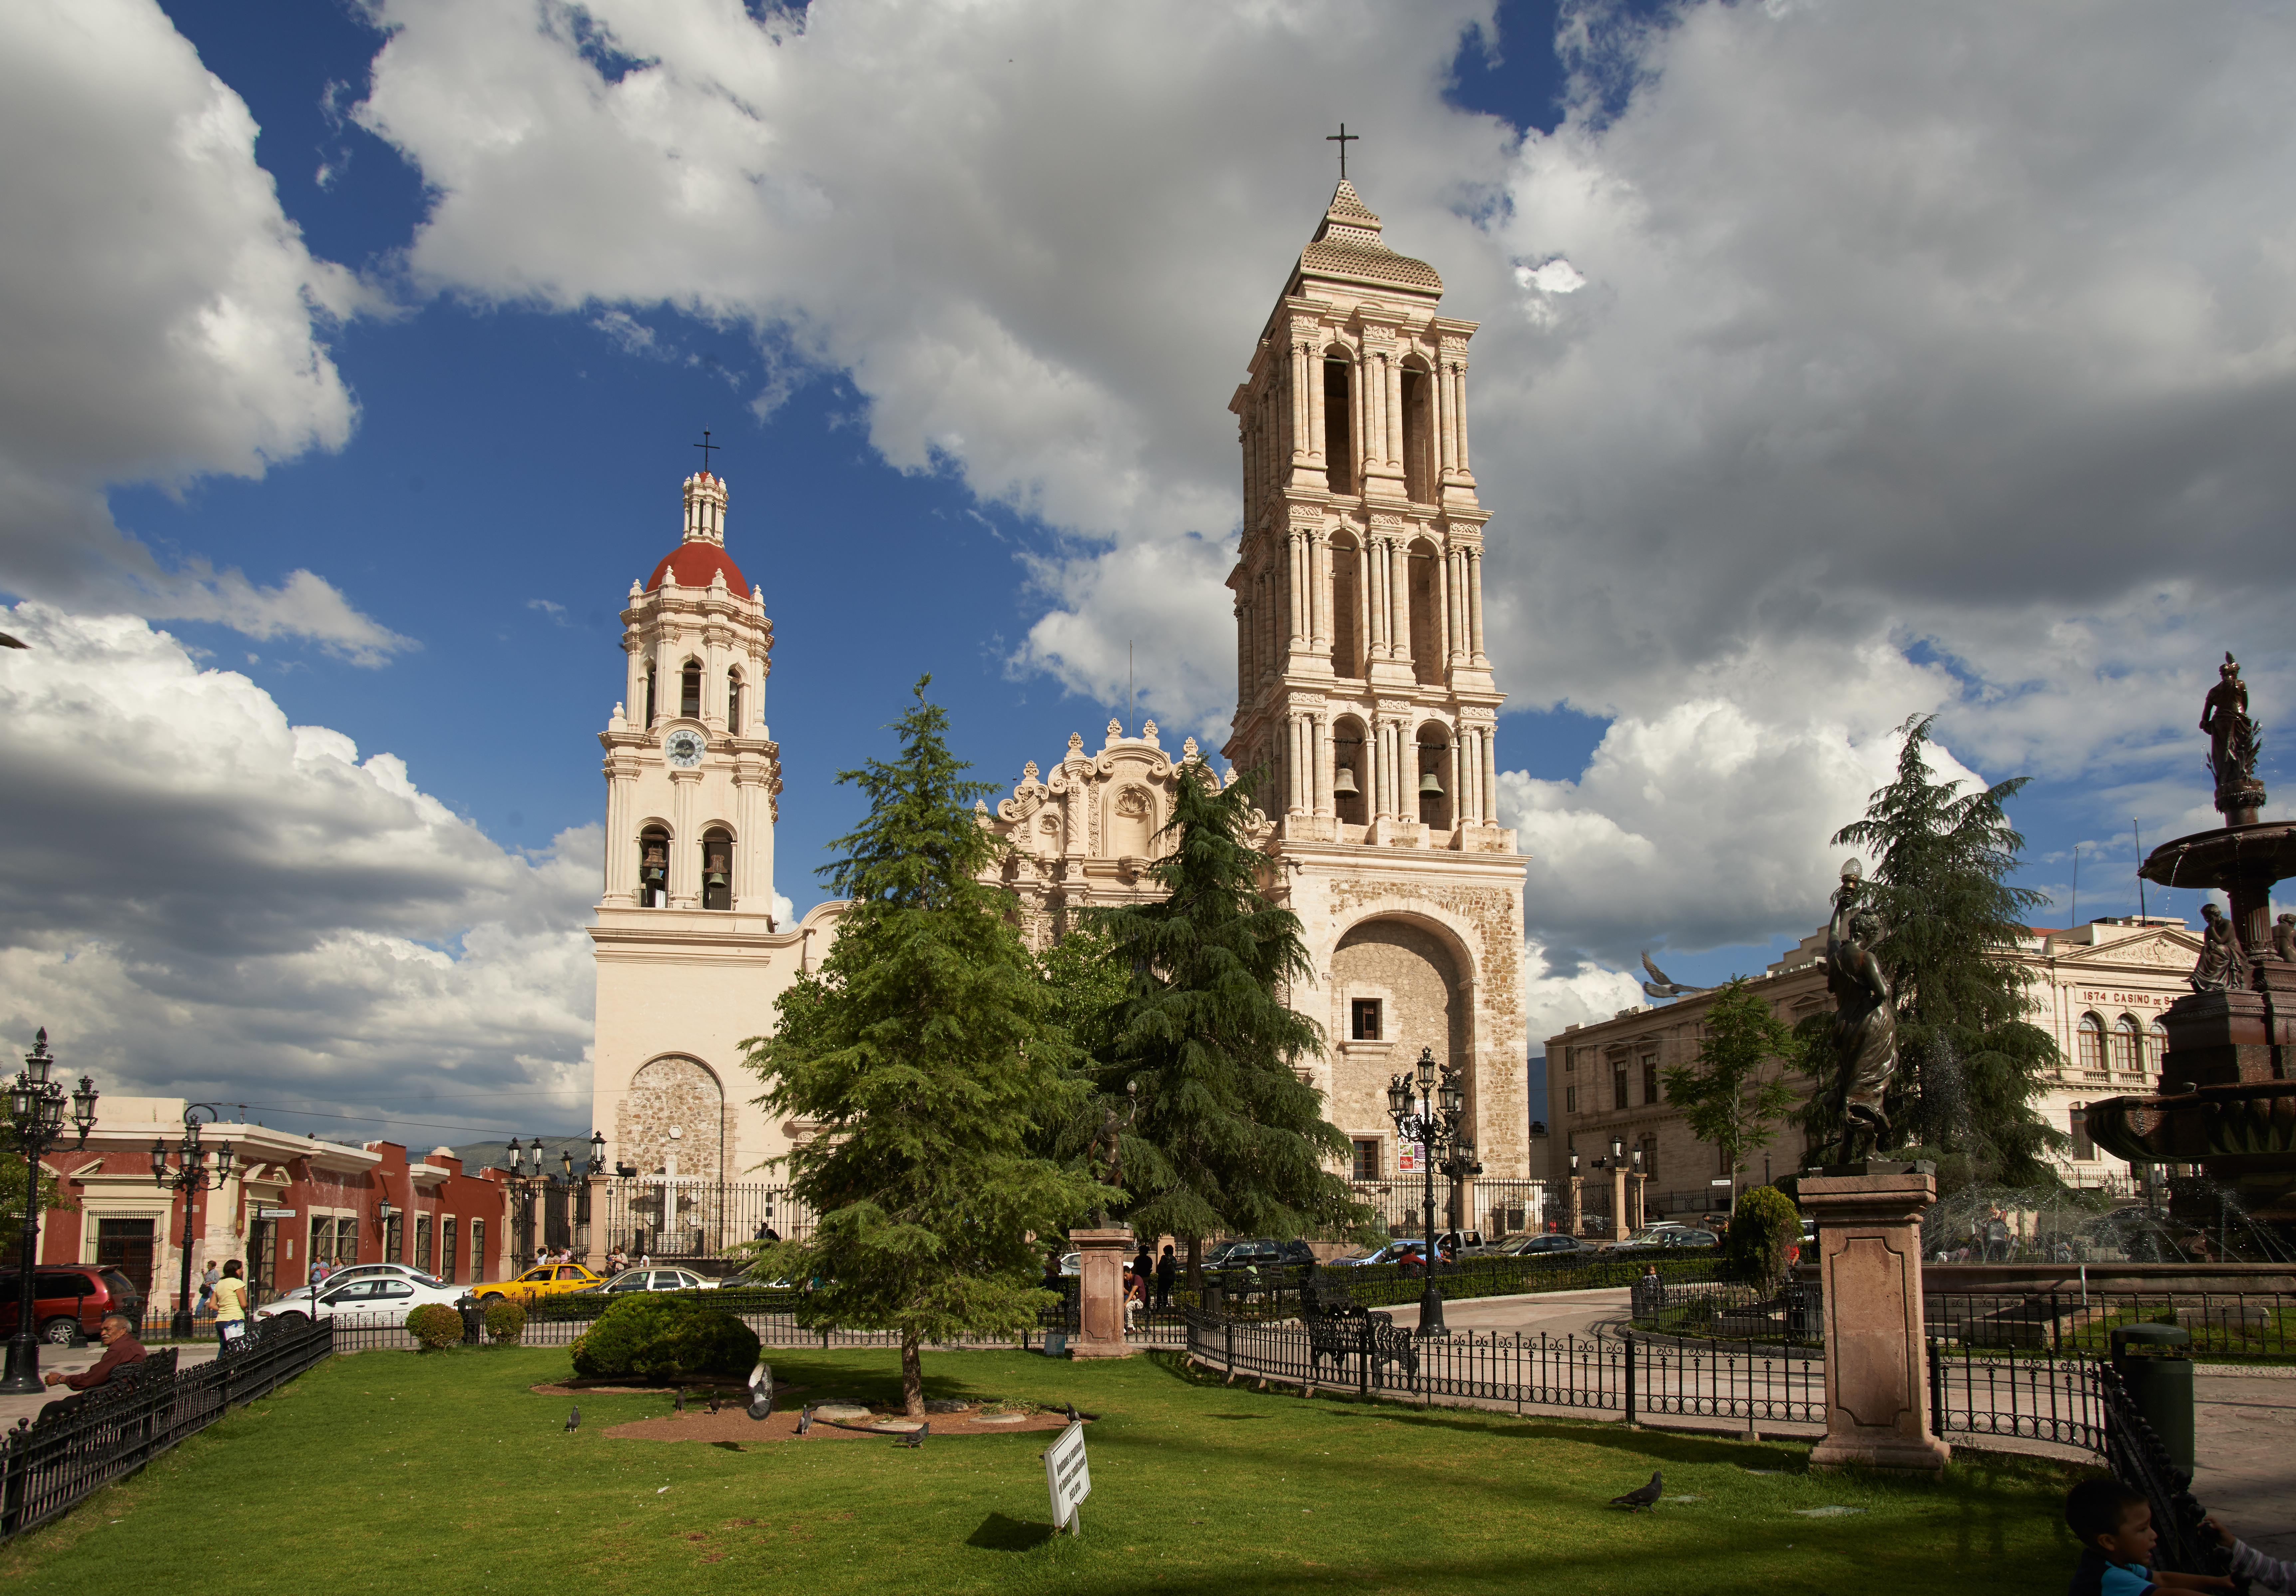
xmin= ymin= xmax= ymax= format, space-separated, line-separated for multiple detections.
xmin=2133 ymin=819 xmax=2147 ymax=920
xmin=2070 ymin=842 xmax=2078 ymax=929
xmin=1128 ymin=641 xmax=1134 ymax=735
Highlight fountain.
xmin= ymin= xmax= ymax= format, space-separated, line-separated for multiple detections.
xmin=2085 ymin=653 xmax=2296 ymax=1242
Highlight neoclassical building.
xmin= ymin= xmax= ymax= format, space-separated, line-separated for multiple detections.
xmin=982 ymin=179 xmax=1534 ymax=1189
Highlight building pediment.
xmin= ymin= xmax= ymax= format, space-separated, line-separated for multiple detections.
xmin=2053 ymin=930 xmax=2201 ymax=970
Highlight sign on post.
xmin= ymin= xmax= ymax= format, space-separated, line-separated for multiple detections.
xmin=256 ymin=1207 xmax=297 ymax=1219
xmin=1043 ymin=1419 xmax=1091 ymax=1534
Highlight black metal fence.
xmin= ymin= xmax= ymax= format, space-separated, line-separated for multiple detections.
xmin=1926 ymin=1288 xmax=2296 ymax=1359
xmin=595 ymin=1180 xmax=817 ymax=1267
xmin=1 ymin=1316 xmax=334 ymax=1541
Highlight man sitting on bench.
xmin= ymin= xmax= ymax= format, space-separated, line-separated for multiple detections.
xmin=44 ymin=1312 xmax=147 ymax=1390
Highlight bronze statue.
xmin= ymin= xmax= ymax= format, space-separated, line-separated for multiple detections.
xmin=2201 ymin=652 xmax=2264 ymax=816
xmin=2190 ymin=901 xmax=2249 ymax=993
xmin=1086 ymin=1095 xmax=1133 ymax=1227
xmin=1823 ymin=861 xmax=1898 ymax=1165
xmin=2275 ymin=912 xmax=2295 ymax=963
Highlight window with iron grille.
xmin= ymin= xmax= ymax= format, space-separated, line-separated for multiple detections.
xmin=1352 ymin=1138 xmax=1381 ymax=1181
xmin=383 ymin=1214 xmax=403 ymax=1264
xmin=2071 ymin=1104 xmax=2096 ymax=1160
xmin=1565 ymin=1085 xmax=1577 ymax=1113
xmin=414 ymin=1214 xmax=432 ymax=1272
xmin=470 ymin=1219 xmax=485 ymax=1281
xmin=440 ymin=1217 xmax=458 ymax=1283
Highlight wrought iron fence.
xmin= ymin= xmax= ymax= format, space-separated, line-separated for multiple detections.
xmin=596 ymin=1179 xmax=816 ymax=1267
xmin=1345 ymin=1176 xmax=1571 ymax=1239
xmin=1 ymin=1316 xmax=333 ymax=1541
xmin=2095 ymin=1356 xmax=2229 ymax=1579
xmin=1925 ymin=1288 xmax=2296 ymax=1360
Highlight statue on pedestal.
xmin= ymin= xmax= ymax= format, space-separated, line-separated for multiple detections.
xmin=1823 ymin=861 xmax=1899 ymax=1165
xmin=2190 ymin=901 xmax=2249 ymax=993
xmin=2201 ymin=652 xmax=2265 ymax=819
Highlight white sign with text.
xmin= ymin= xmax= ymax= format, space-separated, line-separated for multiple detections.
xmin=1043 ymin=1419 xmax=1091 ymax=1533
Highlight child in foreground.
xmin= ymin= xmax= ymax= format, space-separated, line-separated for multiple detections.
xmin=2206 ymin=1516 xmax=2295 ymax=1593
xmin=2064 ymin=1479 xmax=2233 ymax=1596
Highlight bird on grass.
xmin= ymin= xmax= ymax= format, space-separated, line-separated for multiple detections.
xmin=1063 ymin=1403 xmax=1081 ymax=1425
xmin=796 ymin=1404 xmax=814 ymax=1436
xmin=565 ymin=1406 xmax=580 ymax=1433
xmin=899 ymin=1423 xmax=928 ymax=1449
xmin=673 ymin=1386 xmax=686 ymax=1413
xmin=1610 ymin=1471 xmax=1663 ymax=1511
xmin=706 ymin=1394 xmax=721 ymax=1415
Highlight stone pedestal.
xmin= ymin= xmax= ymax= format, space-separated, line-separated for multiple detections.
xmin=1564 ymin=1175 xmax=1583 ymax=1237
xmin=1800 ymin=1165 xmax=1950 ymax=1475
xmin=1067 ymin=1227 xmax=1135 ymax=1360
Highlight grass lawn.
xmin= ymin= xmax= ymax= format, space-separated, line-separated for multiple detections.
xmin=3 ymin=1342 xmax=2093 ymax=1595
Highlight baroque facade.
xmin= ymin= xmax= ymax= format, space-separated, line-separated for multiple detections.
xmin=1542 ymin=915 xmax=2201 ymax=1221
xmin=983 ymin=180 xmax=1533 ymax=1188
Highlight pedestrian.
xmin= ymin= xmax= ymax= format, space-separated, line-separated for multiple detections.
xmin=2204 ymin=1516 xmax=2295 ymax=1592
xmin=43 ymin=1313 xmax=146 ymax=1390
xmin=755 ymin=1220 xmax=780 ymax=1243
xmin=211 ymin=1259 xmax=249 ymax=1348
xmin=197 ymin=1260 xmax=219 ymax=1315
xmin=2063 ymin=1477 xmax=2232 ymax=1595
xmin=1154 ymin=1244 xmax=1177 ymax=1310
xmin=1131 ymin=1242 xmax=1154 ymax=1294
xmin=1121 ymin=1265 xmax=1145 ymax=1332
xmin=1040 ymin=1248 xmax=1066 ymax=1294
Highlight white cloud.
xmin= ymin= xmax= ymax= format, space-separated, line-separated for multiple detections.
xmin=0 ymin=0 xmax=405 ymax=661
xmin=1518 ymin=939 xmax=1644 ymax=1053
xmin=0 ymin=603 xmax=593 ymax=1127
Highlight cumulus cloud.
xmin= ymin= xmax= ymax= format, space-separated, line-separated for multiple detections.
xmin=0 ymin=0 xmax=405 ymax=661
xmin=0 ymin=603 xmax=593 ymax=1132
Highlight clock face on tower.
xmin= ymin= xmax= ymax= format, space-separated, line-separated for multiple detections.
xmin=664 ymin=729 xmax=705 ymax=769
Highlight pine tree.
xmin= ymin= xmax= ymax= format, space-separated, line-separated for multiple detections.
xmin=1812 ymin=714 xmax=2066 ymax=1189
xmin=1084 ymin=764 xmax=1371 ymax=1287
xmin=1659 ymin=978 xmax=1801 ymax=1186
xmin=741 ymin=679 xmax=1099 ymax=1416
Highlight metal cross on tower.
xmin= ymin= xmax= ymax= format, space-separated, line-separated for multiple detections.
xmin=693 ymin=429 xmax=719 ymax=474
xmin=1326 ymin=123 xmax=1359 ymax=179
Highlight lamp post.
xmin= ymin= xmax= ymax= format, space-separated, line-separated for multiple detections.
xmin=501 ymin=1137 xmax=605 ymax=1262
xmin=152 ymin=1104 xmax=235 ymax=1341
xmin=1386 ymin=1047 xmax=1476 ymax=1337
xmin=376 ymin=1196 xmax=397 ymax=1262
xmin=3 ymin=1031 xmax=99 ymax=1393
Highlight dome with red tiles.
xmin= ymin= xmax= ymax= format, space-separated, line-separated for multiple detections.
xmin=645 ymin=540 xmax=750 ymax=596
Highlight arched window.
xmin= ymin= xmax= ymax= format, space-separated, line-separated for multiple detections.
xmin=1323 ymin=353 xmax=1353 ymax=495
xmin=2149 ymin=1017 xmax=2168 ymax=1069
xmin=680 ymin=660 xmax=702 ymax=720
xmin=726 ymin=672 xmax=743 ymax=735
xmin=701 ymin=828 xmax=733 ymax=911
xmin=2110 ymin=1015 xmax=2140 ymax=1075
xmin=643 ymin=664 xmax=657 ymax=727
xmin=2076 ymin=1012 xmax=2106 ymax=1075
xmin=1332 ymin=716 xmax=1368 ymax=827
xmin=1408 ymin=539 xmax=1442 ymax=684
xmin=1415 ymin=722 xmax=1451 ymax=830
xmin=1330 ymin=534 xmax=1362 ymax=678
xmin=638 ymin=826 xmax=671 ymax=908
xmin=1400 ymin=359 xmax=1435 ymax=503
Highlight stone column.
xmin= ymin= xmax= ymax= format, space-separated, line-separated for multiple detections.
xmin=1800 ymin=1166 xmax=1950 ymax=1475
xmin=1565 ymin=1175 xmax=1583 ymax=1237
xmin=1067 ymin=1226 xmax=1135 ymax=1360
xmin=1454 ymin=362 xmax=1472 ymax=475
xmin=1610 ymin=1164 xmax=1629 ymax=1242
xmin=1307 ymin=342 xmax=1326 ymax=466
xmin=1467 ymin=550 xmax=1487 ymax=661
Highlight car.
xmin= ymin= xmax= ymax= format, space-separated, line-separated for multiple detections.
xmin=1499 ymin=1233 xmax=1595 ymax=1257
xmin=577 ymin=1267 xmax=724 ymax=1296
xmin=254 ymin=1275 xmax=469 ymax=1328
xmin=0 ymin=1265 xmax=145 ymax=1344
xmin=1608 ymin=1224 xmax=1719 ymax=1252
xmin=268 ymin=1262 xmax=449 ymax=1311
xmin=1205 ymin=1239 xmax=1316 ymax=1272
xmin=1329 ymin=1239 xmax=1427 ymax=1268
xmin=470 ymin=1263 xmax=608 ymax=1304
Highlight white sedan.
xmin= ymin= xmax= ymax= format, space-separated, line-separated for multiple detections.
xmin=265 ymin=1263 xmax=450 ymax=1313
xmin=589 ymin=1267 xmax=724 ymax=1295
xmin=254 ymin=1275 xmax=468 ymax=1327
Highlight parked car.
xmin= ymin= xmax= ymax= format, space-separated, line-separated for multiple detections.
xmin=268 ymin=1262 xmax=449 ymax=1311
xmin=254 ymin=1275 xmax=469 ymax=1328
xmin=470 ymin=1263 xmax=607 ymax=1304
xmin=1498 ymin=1233 xmax=1594 ymax=1258
xmin=1205 ymin=1239 xmax=1316 ymax=1272
xmin=576 ymin=1267 xmax=724 ymax=1296
xmin=1608 ymin=1224 xmax=1719 ymax=1252
xmin=1331 ymin=1231 xmax=1485 ymax=1267
xmin=0 ymin=1266 xmax=144 ymax=1344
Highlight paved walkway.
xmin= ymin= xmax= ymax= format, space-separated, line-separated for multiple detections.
xmin=0 ymin=1341 xmax=219 ymax=1429
xmin=2192 ymin=1367 xmax=2296 ymax=1559
xmin=1374 ymin=1284 xmax=1631 ymax=1339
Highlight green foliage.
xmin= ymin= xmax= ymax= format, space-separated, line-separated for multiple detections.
xmin=1083 ymin=765 xmax=1375 ymax=1277
xmin=1035 ymin=921 xmax=1128 ymax=1067
xmin=1723 ymin=1186 xmax=1801 ymax=1290
xmin=1804 ymin=715 xmax=2066 ymax=1190
xmin=1659 ymin=979 xmax=1801 ymax=1182
xmin=404 ymin=1303 xmax=464 ymax=1350
xmin=0 ymin=1124 xmax=72 ymax=1230
xmin=482 ymin=1298 xmax=526 ymax=1344
xmin=568 ymin=1293 xmax=761 ymax=1382
xmin=741 ymin=678 xmax=1099 ymax=1415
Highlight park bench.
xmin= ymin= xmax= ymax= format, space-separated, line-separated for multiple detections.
xmin=1300 ymin=1283 xmax=1417 ymax=1383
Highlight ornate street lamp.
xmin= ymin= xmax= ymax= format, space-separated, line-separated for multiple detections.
xmin=2 ymin=1031 xmax=99 ymax=1393
xmin=1386 ymin=1047 xmax=1479 ymax=1337
xmin=501 ymin=1136 xmax=605 ymax=1263
xmin=153 ymin=1104 xmax=235 ymax=1340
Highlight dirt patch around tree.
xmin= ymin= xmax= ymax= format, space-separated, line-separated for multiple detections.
xmin=604 ymin=1406 xmax=1078 ymax=1444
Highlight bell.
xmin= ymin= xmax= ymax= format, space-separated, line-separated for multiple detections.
xmin=707 ymin=869 xmax=728 ymax=888
xmin=1332 ymin=765 xmax=1360 ymax=796
xmin=1419 ymin=769 xmax=1444 ymax=796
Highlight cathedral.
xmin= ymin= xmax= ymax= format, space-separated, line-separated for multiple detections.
xmin=588 ymin=177 xmax=1532 ymax=1231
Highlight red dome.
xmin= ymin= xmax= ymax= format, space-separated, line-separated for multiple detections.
xmin=646 ymin=541 xmax=750 ymax=596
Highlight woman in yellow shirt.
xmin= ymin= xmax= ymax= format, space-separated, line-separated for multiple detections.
xmin=211 ymin=1259 xmax=249 ymax=1346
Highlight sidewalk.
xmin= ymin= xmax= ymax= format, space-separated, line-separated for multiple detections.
xmin=2193 ymin=1369 xmax=2296 ymax=1559
xmin=0 ymin=1340 xmax=220 ymax=1430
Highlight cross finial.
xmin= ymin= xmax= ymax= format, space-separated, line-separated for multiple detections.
xmin=693 ymin=429 xmax=719 ymax=475
xmin=1326 ymin=123 xmax=1359 ymax=180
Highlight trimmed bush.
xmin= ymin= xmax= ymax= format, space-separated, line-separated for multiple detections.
xmin=569 ymin=1293 xmax=760 ymax=1382
xmin=1724 ymin=1185 xmax=1801 ymax=1290
xmin=483 ymin=1297 xmax=528 ymax=1344
xmin=406 ymin=1303 xmax=464 ymax=1350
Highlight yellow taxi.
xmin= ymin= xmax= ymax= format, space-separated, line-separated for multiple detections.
xmin=472 ymin=1263 xmax=606 ymax=1304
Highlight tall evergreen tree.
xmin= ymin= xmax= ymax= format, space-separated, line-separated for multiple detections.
xmin=1085 ymin=764 xmax=1372 ymax=1287
xmin=1801 ymin=714 xmax=2065 ymax=1189
xmin=1659 ymin=978 xmax=1801 ymax=1186
xmin=740 ymin=679 xmax=1098 ymax=1416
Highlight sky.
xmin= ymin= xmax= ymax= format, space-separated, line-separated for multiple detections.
xmin=1 ymin=0 xmax=2289 ymax=1149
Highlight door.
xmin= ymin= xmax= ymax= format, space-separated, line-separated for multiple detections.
xmin=96 ymin=1218 xmax=156 ymax=1301
xmin=249 ymin=1219 xmax=277 ymax=1299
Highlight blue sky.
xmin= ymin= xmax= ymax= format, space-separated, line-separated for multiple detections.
xmin=2 ymin=0 xmax=2289 ymax=1144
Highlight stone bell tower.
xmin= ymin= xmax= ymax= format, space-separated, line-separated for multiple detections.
xmin=587 ymin=468 xmax=840 ymax=1225
xmin=1224 ymin=177 xmax=1533 ymax=1192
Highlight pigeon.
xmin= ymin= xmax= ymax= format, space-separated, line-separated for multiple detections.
xmin=1610 ymin=1471 xmax=1663 ymax=1511
xmin=1063 ymin=1402 xmax=1081 ymax=1425
xmin=899 ymin=1423 xmax=928 ymax=1449
xmin=673 ymin=1386 xmax=686 ymax=1413
xmin=796 ymin=1404 xmax=814 ymax=1436
xmin=565 ymin=1406 xmax=580 ymax=1433
xmin=706 ymin=1394 xmax=721 ymax=1415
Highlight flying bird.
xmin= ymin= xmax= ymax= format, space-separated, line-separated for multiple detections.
xmin=1641 ymin=954 xmax=1711 ymax=1002
xmin=565 ymin=1406 xmax=580 ymax=1432
xmin=1611 ymin=1471 xmax=1663 ymax=1511
xmin=900 ymin=1423 xmax=928 ymax=1449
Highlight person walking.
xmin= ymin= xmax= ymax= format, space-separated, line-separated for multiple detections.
xmin=1130 ymin=1243 xmax=1154 ymax=1302
xmin=211 ymin=1259 xmax=249 ymax=1347
xmin=1154 ymin=1244 xmax=1177 ymax=1311
xmin=197 ymin=1260 xmax=219 ymax=1316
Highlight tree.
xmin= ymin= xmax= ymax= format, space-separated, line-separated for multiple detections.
xmin=1723 ymin=1185 xmax=1802 ymax=1292
xmin=1809 ymin=713 xmax=2066 ymax=1189
xmin=740 ymin=679 xmax=1099 ymax=1417
xmin=1659 ymin=978 xmax=1801 ymax=1188
xmin=1084 ymin=764 xmax=1373 ymax=1288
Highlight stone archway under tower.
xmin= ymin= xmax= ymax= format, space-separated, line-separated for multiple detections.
xmin=1327 ymin=916 xmax=1474 ymax=1183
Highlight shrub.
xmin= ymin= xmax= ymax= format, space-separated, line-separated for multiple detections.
xmin=483 ymin=1297 xmax=528 ymax=1344
xmin=406 ymin=1303 xmax=464 ymax=1350
xmin=569 ymin=1293 xmax=760 ymax=1382
xmin=1725 ymin=1185 xmax=1802 ymax=1291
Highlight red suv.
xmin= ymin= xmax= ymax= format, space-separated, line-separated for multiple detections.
xmin=0 ymin=1266 xmax=146 ymax=1343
